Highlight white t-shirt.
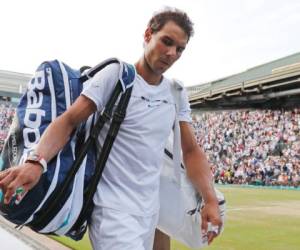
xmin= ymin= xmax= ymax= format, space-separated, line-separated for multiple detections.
xmin=81 ymin=63 xmax=191 ymax=216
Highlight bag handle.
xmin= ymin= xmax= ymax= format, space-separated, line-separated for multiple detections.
xmin=79 ymin=58 xmax=120 ymax=83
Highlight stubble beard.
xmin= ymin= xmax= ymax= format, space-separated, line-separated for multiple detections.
xmin=144 ymin=54 xmax=171 ymax=77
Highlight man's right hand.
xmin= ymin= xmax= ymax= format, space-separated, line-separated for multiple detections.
xmin=0 ymin=96 xmax=97 ymax=205
xmin=0 ymin=163 xmax=43 ymax=204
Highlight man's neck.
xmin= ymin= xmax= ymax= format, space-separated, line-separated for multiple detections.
xmin=135 ymin=57 xmax=163 ymax=86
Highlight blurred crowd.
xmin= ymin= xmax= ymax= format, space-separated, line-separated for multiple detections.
xmin=193 ymin=109 xmax=300 ymax=188
xmin=1 ymin=100 xmax=300 ymax=188
xmin=0 ymin=102 xmax=15 ymax=152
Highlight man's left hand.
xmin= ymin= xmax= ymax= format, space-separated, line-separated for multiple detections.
xmin=201 ymin=200 xmax=222 ymax=245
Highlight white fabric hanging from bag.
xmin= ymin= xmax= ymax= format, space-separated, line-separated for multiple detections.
xmin=157 ymin=80 xmax=226 ymax=249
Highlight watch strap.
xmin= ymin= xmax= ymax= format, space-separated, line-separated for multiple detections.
xmin=25 ymin=152 xmax=47 ymax=174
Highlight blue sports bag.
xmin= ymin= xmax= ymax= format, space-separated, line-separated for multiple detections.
xmin=0 ymin=58 xmax=135 ymax=240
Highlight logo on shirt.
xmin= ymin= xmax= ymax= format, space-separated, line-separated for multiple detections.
xmin=140 ymin=96 xmax=169 ymax=108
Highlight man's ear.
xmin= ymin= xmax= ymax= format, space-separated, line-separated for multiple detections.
xmin=144 ymin=27 xmax=152 ymax=43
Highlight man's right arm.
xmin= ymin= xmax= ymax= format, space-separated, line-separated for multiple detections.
xmin=0 ymin=95 xmax=96 ymax=204
xmin=35 ymin=95 xmax=97 ymax=162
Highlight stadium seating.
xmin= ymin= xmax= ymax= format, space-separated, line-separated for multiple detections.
xmin=193 ymin=108 xmax=300 ymax=188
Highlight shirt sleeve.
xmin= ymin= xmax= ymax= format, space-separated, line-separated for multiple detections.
xmin=178 ymin=87 xmax=192 ymax=123
xmin=81 ymin=63 xmax=120 ymax=111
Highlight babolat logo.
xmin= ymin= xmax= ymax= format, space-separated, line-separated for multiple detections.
xmin=11 ymin=133 xmax=18 ymax=164
xmin=23 ymin=70 xmax=46 ymax=148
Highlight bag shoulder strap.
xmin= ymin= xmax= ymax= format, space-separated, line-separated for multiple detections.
xmin=169 ymin=79 xmax=184 ymax=184
xmin=70 ymin=60 xmax=135 ymax=237
xmin=170 ymin=79 xmax=183 ymax=112
xmin=71 ymin=86 xmax=133 ymax=235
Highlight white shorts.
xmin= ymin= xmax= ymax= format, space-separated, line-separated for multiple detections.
xmin=88 ymin=207 xmax=159 ymax=250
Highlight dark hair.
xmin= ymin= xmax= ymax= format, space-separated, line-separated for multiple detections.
xmin=148 ymin=7 xmax=194 ymax=41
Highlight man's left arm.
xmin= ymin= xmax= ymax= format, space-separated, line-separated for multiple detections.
xmin=180 ymin=121 xmax=222 ymax=244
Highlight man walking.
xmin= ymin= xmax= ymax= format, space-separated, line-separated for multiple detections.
xmin=0 ymin=7 xmax=221 ymax=250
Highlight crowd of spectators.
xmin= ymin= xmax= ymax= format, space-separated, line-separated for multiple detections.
xmin=193 ymin=108 xmax=300 ymax=188
xmin=0 ymin=100 xmax=300 ymax=188
xmin=0 ymin=102 xmax=15 ymax=152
